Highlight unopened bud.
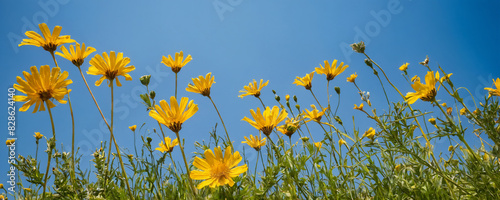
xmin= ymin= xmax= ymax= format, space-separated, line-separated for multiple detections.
xmin=335 ymin=87 xmax=340 ymax=95
xmin=150 ymin=91 xmax=156 ymax=99
xmin=364 ymin=59 xmax=373 ymax=68
xmin=285 ymin=94 xmax=290 ymax=102
xmin=293 ymin=95 xmax=298 ymax=103
xmin=351 ymin=41 xmax=365 ymax=53
xmin=275 ymin=95 xmax=280 ymax=102
xmin=140 ymin=75 xmax=151 ymax=86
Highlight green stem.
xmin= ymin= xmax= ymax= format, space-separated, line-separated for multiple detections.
xmin=42 ymin=101 xmax=56 ymax=199
xmin=208 ymin=96 xmax=233 ymax=150
xmin=257 ymin=96 xmax=266 ymax=108
xmin=175 ymin=73 xmax=178 ymax=99
xmin=175 ymin=131 xmax=198 ymax=197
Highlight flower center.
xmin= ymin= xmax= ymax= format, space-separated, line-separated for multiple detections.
xmin=167 ymin=122 xmax=183 ymax=133
xmin=43 ymin=43 xmax=57 ymax=52
xmin=72 ymin=58 xmax=84 ymax=67
xmin=326 ymin=74 xmax=335 ymax=81
xmin=420 ymin=88 xmax=437 ymax=102
xmin=38 ymin=90 xmax=53 ymax=101
xmin=211 ymin=161 xmax=229 ymax=178
xmin=253 ymin=91 xmax=261 ymax=98
xmin=261 ymin=126 xmax=274 ymax=136
xmin=105 ymin=70 xmax=119 ymax=80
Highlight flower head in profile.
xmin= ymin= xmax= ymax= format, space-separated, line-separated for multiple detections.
xmin=34 ymin=132 xmax=44 ymax=140
xmin=87 ymin=51 xmax=135 ymax=87
xmin=18 ymin=23 xmax=75 ymax=52
xmin=353 ymin=103 xmax=364 ymax=111
xmin=186 ymin=72 xmax=215 ymax=97
xmin=362 ymin=127 xmax=376 ymax=140
xmin=190 ymin=146 xmax=248 ymax=189
xmin=293 ymin=71 xmax=314 ymax=90
xmin=149 ymin=96 xmax=198 ymax=133
xmin=14 ymin=65 xmax=72 ymax=113
xmin=314 ymin=142 xmax=323 ymax=149
xmin=56 ymin=42 xmax=96 ymax=67
xmin=129 ymin=125 xmax=137 ymax=132
xmin=399 ymin=63 xmax=409 ymax=71
xmin=6 ymin=139 xmax=15 ymax=146
xmin=302 ymin=105 xmax=327 ymax=123
xmin=155 ymin=137 xmax=179 ymax=153
xmin=338 ymin=139 xmax=347 ymax=147
xmin=242 ymin=106 xmax=287 ymax=136
xmin=411 ymin=75 xmax=420 ymax=82
xmin=241 ymin=134 xmax=266 ymax=151
xmin=161 ymin=51 xmax=192 ymax=73
xmin=346 ymin=73 xmax=357 ymax=83
xmin=315 ymin=59 xmax=349 ymax=81
xmin=440 ymin=73 xmax=453 ymax=83
xmin=484 ymin=78 xmax=500 ymax=98
xmin=277 ymin=117 xmax=301 ymax=137
xmin=238 ymin=79 xmax=269 ymax=98
xmin=405 ymin=71 xmax=440 ymax=104
xmin=460 ymin=108 xmax=467 ymax=115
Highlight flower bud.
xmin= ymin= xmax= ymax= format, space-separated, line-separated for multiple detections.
xmin=275 ymin=95 xmax=280 ymax=102
xmin=285 ymin=94 xmax=290 ymax=102
xmin=150 ymin=91 xmax=156 ymax=99
xmin=293 ymin=95 xmax=298 ymax=103
xmin=364 ymin=58 xmax=373 ymax=68
xmin=335 ymin=87 xmax=341 ymax=95
xmin=295 ymin=104 xmax=300 ymax=110
xmin=272 ymin=90 xmax=276 ymax=94
xmin=147 ymin=137 xmax=152 ymax=144
xmin=350 ymin=41 xmax=365 ymax=53
xmin=140 ymin=75 xmax=151 ymax=86
xmin=428 ymin=118 xmax=436 ymax=125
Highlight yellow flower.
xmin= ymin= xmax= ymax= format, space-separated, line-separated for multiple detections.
xmin=411 ymin=75 xmax=420 ymax=82
xmin=155 ymin=137 xmax=179 ymax=153
xmin=190 ymin=146 xmax=248 ymax=189
xmin=55 ymin=42 xmax=96 ymax=67
xmin=354 ymin=103 xmax=364 ymax=111
xmin=460 ymin=108 xmax=467 ymax=115
xmin=399 ymin=63 xmax=409 ymax=71
xmin=428 ymin=118 xmax=436 ymax=125
xmin=302 ymin=105 xmax=327 ymax=123
xmin=242 ymin=106 xmax=287 ymax=136
xmin=238 ymin=79 xmax=269 ymax=98
xmin=0 ymin=194 xmax=4 ymax=200
xmin=448 ymin=145 xmax=454 ymax=152
xmin=363 ymin=127 xmax=376 ymax=140
xmin=440 ymin=73 xmax=453 ymax=83
xmin=405 ymin=71 xmax=440 ymax=104
xmin=18 ymin=23 xmax=75 ymax=52
xmin=446 ymin=107 xmax=453 ymax=115
xmin=277 ymin=117 xmax=301 ymax=137
xmin=34 ymin=132 xmax=43 ymax=140
xmin=149 ymin=96 xmax=198 ymax=133
xmin=315 ymin=59 xmax=349 ymax=81
xmin=0 ymin=183 xmax=3 ymax=189
xmin=395 ymin=164 xmax=403 ymax=171
xmin=87 ymin=51 xmax=135 ymax=87
xmin=14 ymin=65 xmax=72 ymax=113
xmin=338 ymin=139 xmax=347 ymax=147
xmin=285 ymin=94 xmax=290 ymax=102
xmin=186 ymin=72 xmax=215 ymax=97
xmin=346 ymin=73 xmax=357 ymax=83
xmin=129 ymin=125 xmax=137 ymax=132
xmin=6 ymin=139 xmax=15 ymax=145
xmin=484 ymin=78 xmax=500 ymax=98
xmin=314 ymin=142 xmax=323 ymax=149
xmin=161 ymin=51 xmax=192 ymax=73
xmin=440 ymin=102 xmax=447 ymax=107
xmin=241 ymin=134 xmax=266 ymax=151
xmin=293 ymin=71 xmax=314 ymax=90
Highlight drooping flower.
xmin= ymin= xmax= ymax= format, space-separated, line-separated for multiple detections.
xmin=346 ymin=73 xmax=357 ymax=83
xmin=14 ymin=65 xmax=72 ymax=113
xmin=149 ymin=96 xmax=198 ymax=133
xmin=87 ymin=51 xmax=135 ymax=87
xmin=277 ymin=117 xmax=301 ymax=137
xmin=186 ymin=72 xmax=215 ymax=97
xmin=405 ymin=71 xmax=440 ymax=104
xmin=399 ymin=63 xmax=409 ymax=71
xmin=241 ymin=134 xmax=266 ymax=151
xmin=155 ymin=137 xmax=179 ymax=153
xmin=18 ymin=23 xmax=75 ymax=52
xmin=238 ymin=79 xmax=269 ymax=98
xmin=129 ymin=125 xmax=137 ymax=132
xmin=161 ymin=51 xmax=192 ymax=73
xmin=302 ymin=105 xmax=327 ymax=123
xmin=353 ymin=103 xmax=364 ymax=111
xmin=34 ymin=132 xmax=44 ymax=140
xmin=293 ymin=71 xmax=314 ymax=90
xmin=242 ymin=106 xmax=287 ymax=136
xmin=315 ymin=59 xmax=349 ymax=81
xmin=484 ymin=78 xmax=500 ymax=98
xmin=190 ymin=146 xmax=248 ymax=189
xmin=55 ymin=42 xmax=96 ymax=67
xmin=362 ymin=127 xmax=376 ymax=140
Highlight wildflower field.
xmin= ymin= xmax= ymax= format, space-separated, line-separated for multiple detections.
xmin=2 ymin=2 xmax=500 ymax=200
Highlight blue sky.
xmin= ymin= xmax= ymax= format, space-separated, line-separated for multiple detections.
xmin=1 ymin=0 xmax=499 ymax=190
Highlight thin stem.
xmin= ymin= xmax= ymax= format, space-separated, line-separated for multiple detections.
xmin=106 ymin=83 xmax=115 ymax=176
xmin=50 ymin=51 xmax=59 ymax=68
xmin=67 ymin=92 xmax=77 ymax=186
xmin=175 ymin=131 xmax=198 ymax=197
xmin=257 ymin=96 xmax=266 ymax=108
xmin=76 ymin=67 xmax=111 ymax=130
xmin=309 ymin=89 xmax=323 ymax=110
xmin=254 ymin=150 xmax=260 ymax=185
xmin=42 ymin=101 xmax=56 ymax=199
xmin=175 ymin=73 xmax=178 ymax=99
xmin=208 ymin=96 xmax=233 ymax=150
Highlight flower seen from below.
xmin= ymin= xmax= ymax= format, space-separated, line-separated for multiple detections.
xmin=293 ymin=71 xmax=314 ymax=90
xmin=149 ymin=96 xmax=198 ymax=133
xmin=56 ymin=42 xmax=96 ymax=67
xmin=190 ymin=146 xmax=248 ymax=189
xmin=314 ymin=142 xmax=323 ymax=149
xmin=346 ymin=73 xmax=357 ymax=83
xmin=277 ymin=117 xmax=301 ymax=137
xmin=18 ymin=23 xmax=75 ymax=52
xmin=484 ymin=78 xmax=500 ymax=98
xmin=353 ymin=103 xmax=364 ymax=111
xmin=155 ymin=137 xmax=179 ymax=153
xmin=315 ymin=59 xmax=349 ymax=81
xmin=87 ymin=51 xmax=135 ymax=87
xmin=6 ymin=139 xmax=15 ymax=146
xmin=405 ymin=71 xmax=440 ymax=104
xmin=460 ymin=108 xmax=467 ymax=115
xmin=241 ymin=134 xmax=266 ymax=151
xmin=242 ymin=106 xmax=287 ymax=136
xmin=338 ymin=139 xmax=347 ymax=147
xmin=399 ymin=63 xmax=409 ymax=71
xmin=14 ymin=65 xmax=72 ymax=113
xmin=238 ymin=79 xmax=269 ymax=98
xmin=161 ymin=51 xmax=192 ymax=73
xmin=34 ymin=132 xmax=44 ymax=140
xmin=303 ymin=105 xmax=327 ymax=123
xmin=363 ymin=127 xmax=376 ymax=140
xmin=129 ymin=125 xmax=137 ymax=132
xmin=440 ymin=73 xmax=453 ymax=83
xmin=186 ymin=72 xmax=215 ymax=97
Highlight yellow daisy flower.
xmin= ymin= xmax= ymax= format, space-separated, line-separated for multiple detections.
xmin=190 ymin=146 xmax=248 ymax=189
xmin=362 ymin=127 xmax=376 ymax=140
xmin=242 ymin=106 xmax=288 ymax=136
xmin=238 ymin=79 xmax=269 ymax=98
xmin=460 ymin=108 xmax=467 ymax=115
xmin=18 ymin=23 xmax=75 ymax=52
xmin=129 ymin=125 xmax=137 ymax=132
xmin=241 ymin=134 xmax=266 ymax=151
xmin=484 ymin=78 xmax=500 ymax=98
xmin=186 ymin=72 xmax=215 ymax=97
xmin=293 ymin=71 xmax=315 ymax=90
xmin=55 ymin=42 xmax=96 ymax=67
xmin=155 ymin=137 xmax=179 ymax=153
xmin=277 ymin=117 xmax=301 ymax=137
xmin=14 ymin=65 xmax=72 ymax=113
xmin=161 ymin=51 xmax=192 ymax=73
xmin=34 ymin=132 xmax=44 ymax=140
xmin=149 ymin=96 xmax=198 ymax=133
xmin=405 ymin=71 xmax=440 ymax=104
xmin=353 ymin=103 xmax=364 ymax=111
xmin=302 ymin=105 xmax=327 ymax=123
xmin=399 ymin=63 xmax=409 ymax=71
xmin=346 ymin=73 xmax=357 ymax=83
xmin=87 ymin=51 xmax=135 ymax=87
xmin=315 ymin=59 xmax=349 ymax=81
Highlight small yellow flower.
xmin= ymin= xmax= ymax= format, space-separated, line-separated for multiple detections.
xmin=238 ymin=79 xmax=269 ymax=98
xmin=190 ymin=146 xmax=248 ymax=189
xmin=14 ymin=65 xmax=72 ymax=113
xmin=399 ymin=63 xmax=409 ymax=71
xmin=314 ymin=142 xmax=323 ymax=149
xmin=484 ymin=78 xmax=500 ymax=98
xmin=149 ymin=97 xmax=198 ymax=133
xmin=315 ymin=59 xmax=349 ymax=81
xmin=293 ymin=71 xmax=314 ymax=90
xmin=411 ymin=75 xmax=420 ymax=82
xmin=186 ymin=72 xmax=215 ymax=97
xmin=241 ymin=134 xmax=266 ymax=151
xmin=277 ymin=117 xmax=301 ymax=137
xmin=0 ymin=183 xmax=3 ymax=189
xmin=87 ymin=51 xmax=135 ymax=87
xmin=18 ymin=23 xmax=75 ymax=52
xmin=285 ymin=94 xmax=290 ymax=102
xmin=428 ymin=118 xmax=436 ymax=125
xmin=242 ymin=106 xmax=288 ymax=136
xmin=24 ymin=187 xmax=31 ymax=191
xmin=129 ymin=125 xmax=137 ymax=132
xmin=55 ymin=42 xmax=96 ymax=67
xmin=362 ymin=127 xmax=376 ymax=140
xmin=6 ymin=139 xmax=15 ymax=145
xmin=460 ymin=107 xmax=467 ymax=115
xmin=161 ymin=51 xmax=192 ymax=73
xmin=302 ymin=105 xmax=327 ymax=123
xmin=0 ymin=194 xmax=4 ymax=200
xmin=395 ymin=164 xmax=403 ymax=171
xmin=338 ymin=139 xmax=347 ymax=147
xmin=354 ymin=103 xmax=364 ymax=111
xmin=440 ymin=102 xmax=447 ymax=107
xmin=440 ymin=73 xmax=453 ymax=83
xmin=448 ymin=145 xmax=454 ymax=152
xmin=346 ymin=73 xmax=357 ymax=83
xmin=34 ymin=132 xmax=43 ymax=140
xmin=155 ymin=137 xmax=179 ymax=153
xmin=405 ymin=71 xmax=440 ymax=104
xmin=447 ymin=107 xmax=453 ymax=115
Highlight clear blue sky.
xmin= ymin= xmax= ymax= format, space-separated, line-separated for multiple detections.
xmin=1 ymin=0 xmax=499 ymax=189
